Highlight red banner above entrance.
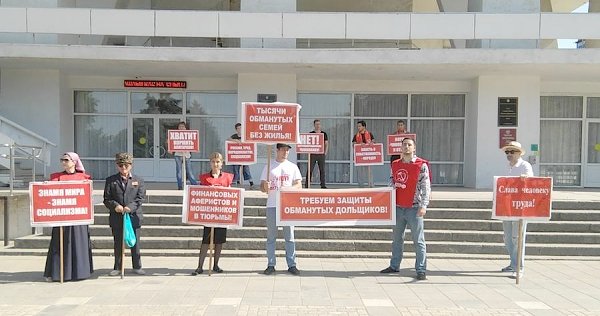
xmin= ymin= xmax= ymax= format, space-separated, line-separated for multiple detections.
xmin=124 ymin=80 xmax=187 ymax=88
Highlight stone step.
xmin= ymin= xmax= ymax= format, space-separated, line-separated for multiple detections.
xmin=6 ymin=247 xmax=600 ymax=261
xmin=88 ymin=213 xmax=600 ymax=233
xmin=0 ymin=247 xmax=503 ymax=259
xmin=139 ymin=193 xmax=600 ymax=211
xmin=14 ymin=235 xmax=600 ymax=256
xmin=82 ymin=225 xmax=600 ymax=244
xmin=94 ymin=204 xmax=600 ymax=222
xmin=144 ymin=195 xmax=265 ymax=206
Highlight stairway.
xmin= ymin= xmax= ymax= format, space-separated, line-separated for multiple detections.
xmin=8 ymin=192 xmax=600 ymax=258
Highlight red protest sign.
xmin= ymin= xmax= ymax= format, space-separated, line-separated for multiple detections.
xmin=182 ymin=186 xmax=244 ymax=228
xmin=276 ymin=187 xmax=395 ymax=226
xmin=167 ymin=130 xmax=200 ymax=152
xmin=493 ymin=176 xmax=553 ymax=220
xmin=387 ymin=133 xmax=417 ymax=155
xmin=241 ymin=102 xmax=300 ymax=144
xmin=297 ymin=133 xmax=325 ymax=154
xmin=354 ymin=143 xmax=384 ymax=166
xmin=29 ymin=181 xmax=94 ymax=227
xmin=225 ymin=141 xmax=257 ymax=165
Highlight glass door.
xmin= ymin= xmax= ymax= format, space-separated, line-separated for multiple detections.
xmin=156 ymin=118 xmax=184 ymax=181
xmin=132 ymin=117 xmax=156 ymax=179
xmin=131 ymin=117 xmax=184 ymax=181
xmin=130 ymin=91 xmax=184 ymax=182
xmin=585 ymin=121 xmax=600 ymax=187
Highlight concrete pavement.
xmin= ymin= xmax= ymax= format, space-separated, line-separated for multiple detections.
xmin=1 ymin=255 xmax=600 ymax=315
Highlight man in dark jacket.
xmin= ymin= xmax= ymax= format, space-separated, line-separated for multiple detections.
xmin=103 ymin=152 xmax=146 ymax=276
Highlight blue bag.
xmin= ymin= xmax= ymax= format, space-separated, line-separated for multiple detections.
xmin=124 ymin=213 xmax=137 ymax=248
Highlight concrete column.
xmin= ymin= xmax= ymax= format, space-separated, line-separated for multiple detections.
xmin=240 ymin=0 xmax=296 ymax=48
xmin=587 ymin=0 xmax=600 ymax=48
xmin=469 ymin=75 xmax=540 ymax=189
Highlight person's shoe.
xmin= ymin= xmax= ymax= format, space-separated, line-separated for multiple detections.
xmin=380 ymin=267 xmax=399 ymax=273
xmin=510 ymin=270 xmax=524 ymax=279
xmin=263 ymin=266 xmax=275 ymax=275
xmin=108 ymin=270 xmax=120 ymax=276
xmin=133 ymin=268 xmax=146 ymax=275
xmin=213 ymin=266 xmax=224 ymax=273
xmin=321 ymin=186 xmax=327 ymax=189
xmin=288 ymin=266 xmax=300 ymax=276
xmin=249 ymin=185 xmax=255 ymax=190
xmin=44 ymin=276 xmax=53 ymax=282
xmin=416 ymin=272 xmax=427 ymax=280
xmin=191 ymin=268 xmax=203 ymax=276
xmin=501 ymin=265 xmax=515 ymax=272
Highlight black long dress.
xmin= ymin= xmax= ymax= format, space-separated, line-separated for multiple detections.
xmin=43 ymin=171 xmax=94 ymax=281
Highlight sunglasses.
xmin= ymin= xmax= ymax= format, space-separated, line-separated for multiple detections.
xmin=504 ymin=150 xmax=518 ymax=154
xmin=117 ymin=163 xmax=131 ymax=167
xmin=60 ymin=158 xmax=71 ymax=162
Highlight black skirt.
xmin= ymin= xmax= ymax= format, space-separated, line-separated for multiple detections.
xmin=201 ymin=227 xmax=227 ymax=244
xmin=43 ymin=225 xmax=94 ymax=281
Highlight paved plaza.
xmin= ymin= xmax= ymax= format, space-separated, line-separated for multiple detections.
xmin=2 ymin=187 xmax=599 ymax=315
xmin=1 ymin=255 xmax=600 ymax=315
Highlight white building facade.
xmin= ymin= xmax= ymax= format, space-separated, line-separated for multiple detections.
xmin=1 ymin=0 xmax=599 ymax=189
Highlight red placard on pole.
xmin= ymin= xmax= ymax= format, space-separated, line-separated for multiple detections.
xmin=167 ymin=129 xmax=200 ymax=152
xmin=241 ymin=102 xmax=301 ymax=144
xmin=387 ymin=133 xmax=417 ymax=156
xmin=492 ymin=176 xmax=553 ymax=220
xmin=276 ymin=187 xmax=395 ymax=226
xmin=297 ymin=133 xmax=325 ymax=154
xmin=225 ymin=141 xmax=257 ymax=165
xmin=29 ymin=181 xmax=94 ymax=227
xmin=354 ymin=143 xmax=384 ymax=166
xmin=182 ymin=186 xmax=244 ymax=228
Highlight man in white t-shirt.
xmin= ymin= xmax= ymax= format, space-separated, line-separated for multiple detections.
xmin=260 ymin=143 xmax=302 ymax=276
xmin=500 ymin=141 xmax=533 ymax=278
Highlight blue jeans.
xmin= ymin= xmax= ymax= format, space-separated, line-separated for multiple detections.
xmin=175 ymin=156 xmax=197 ymax=189
xmin=389 ymin=206 xmax=427 ymax=273
xmin=502 ymin=220 xmax=527 ymax=270
xmin=232 ymin=165 xmax=253 ymax=183
xmin=265 ymin=207 xmax=296 ymax=268
xmin=356 ymin=166 xmax=372 ymax=187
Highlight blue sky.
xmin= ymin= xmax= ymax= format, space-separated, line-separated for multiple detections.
xmin=557 ymin=2 xmax=589 ymax=48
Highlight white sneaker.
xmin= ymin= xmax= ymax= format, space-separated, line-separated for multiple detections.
xmin=108 ymin=270 xmax=120 ymax=276
xmin=133 ymin=268 xmax=146 ymax=275
xmin=510 ymin=270 xmax=524 ymax=279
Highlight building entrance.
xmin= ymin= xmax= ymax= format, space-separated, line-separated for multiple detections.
xmin=131 ymin=116 xmax=181 ymax=181
xmin=585 ymin=121 xmax=600 ymax=187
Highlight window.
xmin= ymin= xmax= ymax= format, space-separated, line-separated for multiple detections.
xmin=539 ymin=96 xmax=583 ymax=186
xmin=298 ymin=92 xmax=465 ymax=185
xmin=74 ymin=91 xmax=128 ymax=179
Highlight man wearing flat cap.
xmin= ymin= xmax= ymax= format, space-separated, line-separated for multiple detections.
xmin=260 ymin=143 xmax=302 ymax=276
xmin=499 ymin=141 xmax=533 ymax=278
xmin=103 ymin=152 xmax=146 ymax=276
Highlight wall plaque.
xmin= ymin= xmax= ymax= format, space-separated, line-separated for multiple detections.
xmin=498 ymin=97 xmax=518 ymax=127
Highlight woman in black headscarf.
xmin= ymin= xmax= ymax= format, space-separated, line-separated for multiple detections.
xmin=43 ymin=152 xmax=94 ymax=282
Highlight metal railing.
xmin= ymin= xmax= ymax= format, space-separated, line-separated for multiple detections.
xmin=1 ymin=143 xmax=47 ymax=246
xmin=1 ymin=143 xmax=46 ymax=195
